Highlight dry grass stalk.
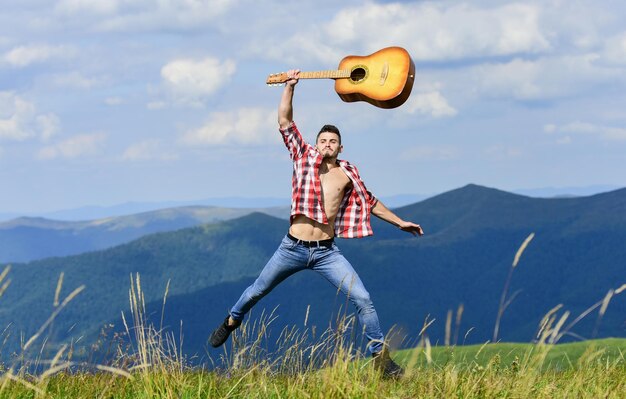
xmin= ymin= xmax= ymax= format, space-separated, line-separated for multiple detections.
xmin=536 ymin=304 xmax=563 ymax=340
xmin=552 ymin=283 xmax=626 ymax=342
xmin=53 ymin=272 xmax=64 ymax=307
xmin=549 ymin=311 xmax=570 ymax=344
xmin=0 ymin=265 xmax=11 ymax=298
xmin=95 ymin=364 xmax=134 ymax=379
xmin=23 ymin=285 xmax=85 ymax=351
xmin=493 ymin=232 xmax=535 ymax=342
xmin=454 ymin=303 xmax=464 ymax=346
xmin=159 ymin=279 xmax=170 ymax=334
xmin=445 ymin=309 xmax=452 ymax=346
xmin=513 ymin=233 xmax=535 ymax=268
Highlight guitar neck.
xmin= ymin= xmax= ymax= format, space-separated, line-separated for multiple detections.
xmin=298 ymin=70 xmax=351 ymax=80
xmin=266 ymin=70 xmax=351 ymax=85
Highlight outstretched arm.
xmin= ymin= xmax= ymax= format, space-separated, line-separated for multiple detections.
xmin=278 ymin=69 xmax=300 ymax=129
xmin=372 ymin=201 xmax=424 ymax=236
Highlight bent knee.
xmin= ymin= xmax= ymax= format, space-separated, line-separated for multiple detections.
xmin=351 ymin=292 xmax=373 ymax=308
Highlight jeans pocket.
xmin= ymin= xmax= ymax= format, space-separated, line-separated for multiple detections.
xmin=281 ymin=235 xmax=298 ymax=250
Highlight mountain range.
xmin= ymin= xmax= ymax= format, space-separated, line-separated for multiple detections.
xmin=1 ymin=184 xmax=624 ymax=364
xmin=0 ymin=194 xmax=431 ymax=223
xmin=1 ymin=185 xmax=619 ymax=223
xmin=0 ymin=205 xmax=289 ymax=263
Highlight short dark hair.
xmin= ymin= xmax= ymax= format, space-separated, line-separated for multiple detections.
xmin=316 ymin=124 xmax=342 ymax=144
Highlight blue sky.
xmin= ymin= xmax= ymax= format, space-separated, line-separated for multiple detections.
xmin=1 ymin=0 xmax=626 ymax=214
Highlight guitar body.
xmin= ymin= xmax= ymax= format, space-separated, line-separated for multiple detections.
xmin=334 ymin=47 xmax=415 ymax=109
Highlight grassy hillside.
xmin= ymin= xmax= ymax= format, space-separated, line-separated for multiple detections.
xmin=394 ymin=338 xmax=626 ymax=370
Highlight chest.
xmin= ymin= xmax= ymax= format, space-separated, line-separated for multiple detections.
xmin=320 ymin=167 xmax=351 ymax=193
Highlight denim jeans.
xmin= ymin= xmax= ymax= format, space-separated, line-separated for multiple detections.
xmin=230 ymin=235 xmax=385 ymax=354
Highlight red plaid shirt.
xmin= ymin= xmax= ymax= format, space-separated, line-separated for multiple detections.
xmin=280 ymin=121 xmax=378 ymax=239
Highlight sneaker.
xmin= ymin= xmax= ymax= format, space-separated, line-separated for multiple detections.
xmin=372 ymin=349 xmax=404 ymax=379
xmin=209 ymin=316 xmax=241 ymax=348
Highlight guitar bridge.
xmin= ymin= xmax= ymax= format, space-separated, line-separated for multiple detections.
xmin=379 ymin=62 xmax=389 ymax=86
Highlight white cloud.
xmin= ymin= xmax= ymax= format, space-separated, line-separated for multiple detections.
xmin=55 ymin=0 xmax=121 ymax=16
xmin=147 ymin=101 xmax=166 ymax=110
xmin=104 ymin=97 xmax=124 ymax=106
xmin=122 ymin=139 xmax=178 ymax=161
xmin=471 ymin=58 xmax=544 ymax=100
xmin=261 ymin=2 xmax=550 ymax=63
xmin=0 ymin=92 xmax=59 ymax=142
xmin=160 ymin=57 xmax=236 ymax=106
xmin=543 ymin=124 xmax=557 ymax=134
xmin=56 ymin=0 xmax=236 ymax=32
xmin=465 ymin=53 xmax=621 ymax=101
xmin=38 ymin=133 xmax=107 ymax=160
xmin=2 ymin=44 xmax=75 ymax=67
xmin=544 ymin=122 xmax=626 ymax=141
xmin=403 ymin=91 xmax=457 ymax=118
xmin=181 ymin=107 xmax=275 ymax=146
xmin=0 ymin=92 xmax=36 ymax=141
xmin=36 ymin=113 xmax=61 ymax=141
xmin=50 ymin=71 xmax=101 ymax=89
xmin=600 ymin=32 xmax=626 ymax=66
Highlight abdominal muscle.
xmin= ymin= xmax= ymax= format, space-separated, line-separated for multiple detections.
xmin=289 ymin=166 xmax=350 ymax=241
xmin=289 ymin=215 xmax=336 ymax=241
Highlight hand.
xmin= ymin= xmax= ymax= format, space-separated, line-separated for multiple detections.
xmin=285 ymin=69 xmax=300 ymax=87
xmin=398 ymin=221 xmax=424 ymax=236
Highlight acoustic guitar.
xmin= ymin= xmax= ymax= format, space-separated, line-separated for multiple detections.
xmin=266 ymin=46 xmax=415 ymax=109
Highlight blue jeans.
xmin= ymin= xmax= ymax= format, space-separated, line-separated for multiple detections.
xmin=230 ymin=235 xmax=385 ymax=354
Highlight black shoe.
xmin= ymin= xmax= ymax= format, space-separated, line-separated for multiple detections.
xmin=209 ymin=316 xmax=241 ymax=348
xmin=372 ymin=349 xmax=404 ymax=379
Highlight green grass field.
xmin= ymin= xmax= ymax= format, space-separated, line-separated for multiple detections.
xmin=1 ymin=338 xmax=624 ymax=398
xmin=395 ymin=337 xmax=626 ymax=370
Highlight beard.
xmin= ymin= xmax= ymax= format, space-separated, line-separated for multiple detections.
xmin=321 ymin=147 xmax=339 ymax=159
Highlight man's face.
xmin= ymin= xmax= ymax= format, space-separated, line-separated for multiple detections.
xmin=316 ymin=132 xmax=342 ymax=159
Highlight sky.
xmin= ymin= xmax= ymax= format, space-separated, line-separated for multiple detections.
xmin=1 ymin=0 xmax=626 ymax=214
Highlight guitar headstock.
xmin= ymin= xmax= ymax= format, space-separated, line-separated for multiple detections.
xmin=266 ymin=72 xmax=289 ymax=86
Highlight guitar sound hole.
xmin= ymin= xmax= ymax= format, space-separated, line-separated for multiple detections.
xmin=350 ymin=68 xmax=367 ymax=82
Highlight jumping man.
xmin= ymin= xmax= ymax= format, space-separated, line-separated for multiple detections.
xmin=209 ymin=69 xmax=424 ymax=378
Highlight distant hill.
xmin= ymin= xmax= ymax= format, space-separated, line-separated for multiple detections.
xmin=0 ymin=198 xmax=291 ymax=222
xmin=40 ymin=197 xmax=292 ymax=221
xmin=0 ymin=194 xmax=430 ymax=223
xmin=0 ymin=205 xmax=289 ymax=263
xmin=512 ymin=184 xmax=620 ymax=198
xmin=1 ymin=184 xmax=624 ymax=363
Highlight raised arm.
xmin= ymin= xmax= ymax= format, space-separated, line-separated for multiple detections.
xmin=372 ymin=201 xmax=424 ymax=236
xmin=278 ymin=69 xmax=300 ymax=129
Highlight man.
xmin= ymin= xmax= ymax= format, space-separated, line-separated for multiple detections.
xmin=210 ymin=69 xmax=424 ymax=378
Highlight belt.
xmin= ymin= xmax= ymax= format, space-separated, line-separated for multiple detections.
xmin=287 ymin=233 xmax=334 ymax=248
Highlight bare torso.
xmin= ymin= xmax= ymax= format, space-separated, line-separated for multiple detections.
xmin=289 ymin=164 xmax=351 ymax=241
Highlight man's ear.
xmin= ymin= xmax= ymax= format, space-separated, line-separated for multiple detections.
xmin=339 ymin=144 xmax=343 ymax=153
